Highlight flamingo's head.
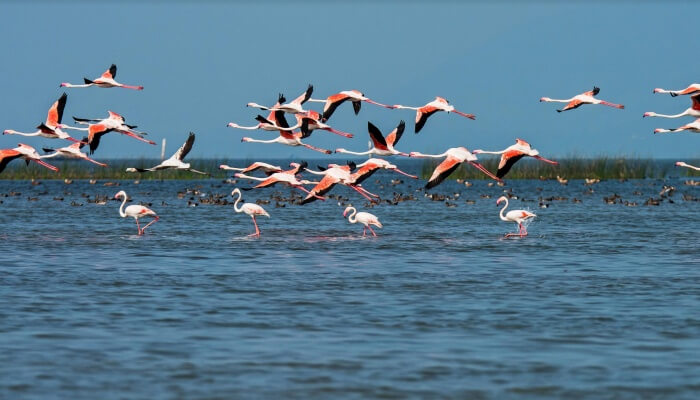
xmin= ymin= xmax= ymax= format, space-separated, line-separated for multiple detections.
xmin=2 ymin=129 xmax=10 ymax=135
xmin=675 ymin=161 xmax=683 ymax=167
xmin=234 ymin=173 xmax=244 ymax=178
xmin=539 ymin=97 xmax=551 ymax=102
xmin=342 ymin=206 xmax=352 ymax=217
xmin=241 ymin=137 xmax=251 ymax=142
xmin=642 ymin=112 xmax=654 ymax=118
xmin=59 ymin=82 xmax=69 ymax=87
xmin=227 ymin=122 xmax=236 ymax=128
xmin=334 ymin=148 xmax=345 ymax=153
xmin=114 ymin=190 xmax=127 ymax=200
xmin=653 ymin=88 xmax=663 ymax=94
xmin=408 ymin=151 xmax=424 ymax=158
xmin=496 ymin=196 xmax=508 ymax=205
xmin=653 ymin=129 xmax=663 ymax=134
xmin=125 ymin=168 xmax=137 ymax=173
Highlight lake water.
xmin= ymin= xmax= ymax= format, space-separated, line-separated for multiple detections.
xmin=1 ymin=167 xmax=699 ymax=399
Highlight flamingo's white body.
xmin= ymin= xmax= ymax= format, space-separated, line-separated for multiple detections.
xmin=497 ymin=196 xmax=536 ymax=238
xmin=231 ymin=188 xmax=269 ymax=237
xmin=654 ymin=118 xmax=700 ymax=134
xmin=351 ymin=158 xmax=418 ymax=184
xmin=473 ymin=139 xmax=558 ymax=179
xmin=126 ymin=132 xmax=208 ymax=175
xmin=540 ymin=87 xmax=624 ymax=112
xmin=41 ymin=140 xmax=107 ymax=167
xmin=65 ymin=111 xmax=155 ymax=154
xmin=61 ymin=64 xmax=143 ymax=90
xmin=410 ymin=147 xmax=501 ymax=188
xmin=343 ymin=206 xmax=382 ymax=237
xmin=393 ymin=96 xmax=475 ymax=133
xmin=676 ymin=161 xmax=700 ymax=171
xmin=307 ymin=89 xmax=394 ymax=122
xmin=114 ymin=190 xmax=159 ymax=235
xmin=302 ymin=164 xmax=379 ymax=204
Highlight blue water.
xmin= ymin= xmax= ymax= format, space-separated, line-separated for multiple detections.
xmin=1 ymin=170 xmax=699 ymax=399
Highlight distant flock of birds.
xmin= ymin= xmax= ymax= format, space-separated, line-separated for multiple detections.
xmin=1 ymin=64 xmax=698 ymax=238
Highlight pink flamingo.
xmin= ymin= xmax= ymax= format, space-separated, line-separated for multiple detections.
xmin=231 ymin=188 xmax=269 ymax=237
xmin=393 ymin=96 xmax=475 ymax=133
xmin=61 ymin=64 xmax=143 ymax=90
xmin=114 ymin=190 xmax=159 ymax=235
xmin=540 ymin=86 xmax=624 ymax=112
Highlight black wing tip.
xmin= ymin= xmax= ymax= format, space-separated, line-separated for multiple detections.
xmin=83 ymin=78 xmax=94 ymax=84
xmin=592 ymin=86 xmax=600 ymax=95
xmin=347 ymin=161 xmax=356 ymax=171
xmin=42 ymin=148 xmax=54 ymax=153
xmin=317 ymin=165 xmax=327 ymax=171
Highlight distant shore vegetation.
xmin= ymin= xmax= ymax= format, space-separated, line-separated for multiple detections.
xmin=0 ymin=158 xmax=697 ymax=180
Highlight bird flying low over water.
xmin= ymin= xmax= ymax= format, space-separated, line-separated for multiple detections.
xmin=3 ymin=93 xmax=82 ymax=143
xmin=301 ymin=162 xmax=379 ymax=204
xmin=306 ymin=89 xmax=394 ymax=122
xmin=219 ymin=162 xmax=284 ymax=175
xmin=0 ymin=143 xmax=59 ymax=174
xmin=335 ymin=121 xmax=409 ymax=157
xmin=247 ymin=85 xmax=313 ymax=114
xmin=644 ymin=94 xmax=700 ymax=119
xmin=41 ymin=138 xmax=107 ymax=167
xmin=393 ymin=96 xmax=475 ymax=133
xmin=350 ymin=158 xmax=418 ymax=185
xmin=296 ymin=110 xmax=354 ymax=138
xmin=675 ymin=161 xmax=700 ymax=171
xmin=654 ymin=118 xmax=700 ymax=134
xmin=64 ymin=111 xmax=155 ymax=154
xmin=540 ymin=86 xmax=624 ymax=112
xmin=126 ymin=132 xmax=209 ymax=175
xmin=61 ymin=64 xmax=143 ymax=90
xmin=410 ymin=147 xmax=501 ymax=189
xmin=473 ymin=139 xmax=558 ymax=179
xmin=654 ymin=83 xmax=700 ymax=97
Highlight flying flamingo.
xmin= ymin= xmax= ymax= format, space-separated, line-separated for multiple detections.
xmin=231 ymin=188 xmax=269 ymax=237
xmin=335 ymin=121 xmax=409 ymax=157
xmin=228 ymin=94 xmax=301 ymax=132
xmin=301 ymin=163 xmax=379 ymax=204
xmin=644 ymin=94 xmax=700 ymax=119
xmin=497 ymin=196 xmax=536 ymax=238
xmin=219 ymin=162 xmax=283 ymax=175
xmin=393 ymin=96 xmax=476 ymax=133
xmin=654 ymin=118 xmax=700 ymax=134
xmin=125 ymin=132 xmax=208 ymax=175
xmin=41 ymin=139 xmax=107 ymax=167
xmin=3 ymin=93 xmax=82 ymax=143
xmin=676 ymin=161 xmax=700 ymax=171
xmin=343 ymin=206 xmax=383 ymax=237
xmin=247 ymin=84 xmax=313 ymax=114
xmin=351 ymin=158 xmax=418 ymax=184
xmin=306 ymin=89 xmax=394 ymax=122
xmin=295 ymin=110 xmax=354 ymax=138
xmin=114 ymin=190 xmax=159 ymax=235
xmin=60 ymin=64 xmax=143 ymax=90
xmin=0 ymin=143 xmax=59 ymax=174
xmin=410 ymin=147 xmax=502 ymax=189
xmin=473 ymin=139 xmax=558 ymax=179
xmin=654 ymin=83 xmax=700 ymax=97
xmin=65 ymin=111 xmax=155 ymax=154
xmin=234 ymin=161 xmax=320 ymax=197
xmin=540 ymin=86 xmax=624 ymax=112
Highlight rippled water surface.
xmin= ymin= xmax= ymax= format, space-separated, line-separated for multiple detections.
xmin=1 ymin=172 xmax=699 ymax=399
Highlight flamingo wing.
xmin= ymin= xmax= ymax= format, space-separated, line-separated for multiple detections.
xmin=46 ymin=93 xmax=67 ymax=126
xmin=691 ymin=94 xmax=700 ymax=111
xmin=385 ymin=120 xmax=406 ymax=147
xmin=0 ymin=150 xmax=22 ymax=174
xmin=497 ymin=151 xmax=526 ymax=178
xmin=87 ymin=124 xmax=112 ymax=155
xmin=583 ymin=86 xmax=600 ymax=97
xmin=102 ymin=64 xmax=117 ymax=79
xmin=415 ymin=106 xmax=440 ymax=133
xmin=425 ymin=156 xmax=462 ymax=189
xmin=291 ymin=84 xmax=313 ymax=105
xmin=678 ymin=85 xmax=700 ymax=96
xmin=351 ymin=163 xmax=380 ymax=185
xmin=367 ymin=122 xmax=389 ymax=151
xmin=171 ymin=132 xmax=196 ymax=161
xmin=301 ymin=175 xmax=339 ymax=204
xmin=558 ymin=99 xmax=584 ymax=112
xmin=322 ymin=93 xmax=350 ymax=121
xmin=352 ymin=100 xmax=362 ymax=115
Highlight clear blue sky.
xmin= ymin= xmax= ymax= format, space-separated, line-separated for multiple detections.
xmin=1 ymin=2 xmax=698 ymax=159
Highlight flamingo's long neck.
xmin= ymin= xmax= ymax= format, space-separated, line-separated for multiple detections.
xmin=346 ymin=207 xmax=357 ymax=224
xmin=232 ymin=190 xmax=243 ymax=213
xmin=412 ymin=151 xmax=447 ymax=159
xmin=4 ymin=130 xmax=40 ymax=137
xmin=228 ymin=124 xmax=258 ymax=130
xmin=306 ymin=98 xmax=326 ymax=103
xmin=543 ymin=98 xmax=573 ymax=103
xmin=393 ymin=105 xmax=420 ymax=111
xmin=243 ymin=137 xmax=279 ymax=144
xmin=337 ymin=149 xmax=372 ymax=156
xmin=648 ymin=111 xmax=689 ymax=119
xmin=499 ymin=199 xmax=510 ymax=222
xmin=119 ymin=195 xmax=128 ymax=218
xmin=61 ymin=83 xmax=93 ymax=88
xmin=235 ymin=173 xmax=265 ymax=182
xmin=474 ymin=149 xmax=505 ymax=155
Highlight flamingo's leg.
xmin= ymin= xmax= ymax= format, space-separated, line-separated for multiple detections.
xmin=249 ymin=216 xmax=260 ymax=237
xmin=136 ymin=218 xmax=143 ymax=235
xmin=367 ymin=225 xmax=377 ymax=237
xmin=141 ymin=216 xmax=159 ymax=232
xmin=362 ymin=226 xmax=366 ymax=237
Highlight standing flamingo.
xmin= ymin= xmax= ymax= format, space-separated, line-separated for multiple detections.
xmin=0 ymin=143 xmax=59 ymax=174
xmin=644 ymin=94 xmax=700 ymax=119
xmin=41 ymin=139 xmax=107 ymax=167
xmin=654 ymin=118 xmax=700 ymax=134
xmin=473 ymin=139 xmax=558 ymax=179
xmin=540 ymin=86 xmax=624 ymax=112
xmin=410 ymin=147 xmax=502 ymax=189
xmin=65 ymin=111 xmax=155 ymax=154
xmin=125 ymin=132 xmax=209 ymax=175
xmin=296 ymin=110 xmax=354 ymax=138
xmin=335 ymin=121 xmax=409 ymax=157
xmin=60 ymin=64 xmax=143 ymax=90
xmin=351 ymin=158 xmax=418 ymax=184
xmin=114 ymin=190 xmax=159 ymax=235
xmin=676 ymin=161 xmax=700 ymax=171
xmin=343 ymin=206 xmax=383 ymax=237
xmin=496 ymin=196 xmax=536 ymax=238
xmin=393 ymin=96 xmax=475 ymax=133
xmin=231 ymin=188 xmax=269 ymax=237
xmin=306 ymin=89 xmax=394 ymax=122
xmin=3 ymin=93 xmax=82 ymax=143
xmin=247 ymin=85 xmax=313 ymax=114
xmin=654 ymin=83 xmax=700 ymax=97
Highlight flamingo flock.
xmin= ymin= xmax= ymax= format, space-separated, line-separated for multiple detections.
xmin=1 ymin=63 xmax=696 ymax=239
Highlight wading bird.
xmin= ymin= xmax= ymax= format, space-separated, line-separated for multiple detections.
xmin=343 ymin=206 xmax=382 ymax=237
xmin=496 ymin=196 xmax=536 ymax=238
xmin=114 ymin=190 xmax=159 ymax=235
xmin=335 ymin=121 xmax=409 ymax=157
xmin=393 ymin=96 xmax=475 ymax=133
xmin=41 ymin=139 xmax=107 ymax=167
xmin=654 ymin=83 xmax=700 ymax=97
xmin=65 ymin=111 xmax=155 ymax=154
xmin=351 ymin=158 xmax=418 ymax=184
xmin=247 ymin=84 xmax=313 ymax=114
xmin=473 ymin=139 xmax=558 ymax=179
xmin=644 ymin=94 xmax=700 ymax=119
xmin=3 ymin=93 xmax=82 ymax=143
xmin=676 ymin=161 xmax=700 ymax=171
xmin=540 ymin=86 xmax=624 ymax=112
xmin=60 ymin=64 xmax=143 ymax=90
xmin=654 ymin=118 xmax=700 ymax=134
xmin=125 ymin=132 xmax=209 ymax=175
xmin=410 ymin=147 xmax=501 ymax=189
xmin=0 ymin=143 xmax=59 ymax=174
xmin=306 ymin=89 xmax=394 ymax=122
xmin=296 ymin=110 xmax=353 ymax=138
xmin=231 ymin=188 xmax=269 ymax=237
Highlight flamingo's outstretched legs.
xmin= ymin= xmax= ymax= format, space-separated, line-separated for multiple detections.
xmin=249 ymin=216 xmax=261 ymax=237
